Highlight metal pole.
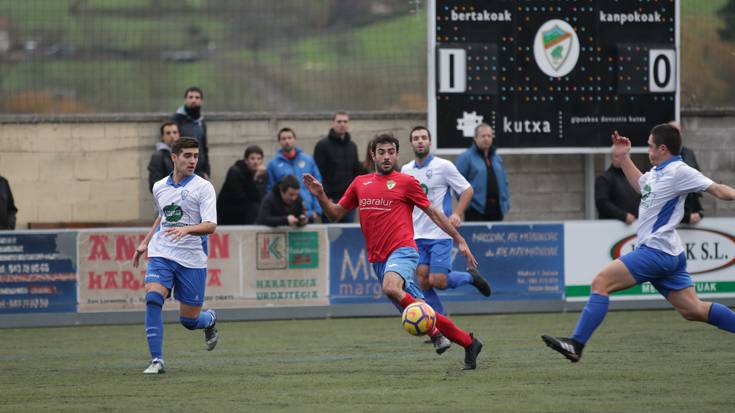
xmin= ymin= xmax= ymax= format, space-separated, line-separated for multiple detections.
xmin=585 ymin=154 xmax=595 ymax=220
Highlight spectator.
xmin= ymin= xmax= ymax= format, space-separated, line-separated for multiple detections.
xmin=265 ymin=127 xmax=323 ymax=222
xmin=669 ymin=121 xmax=704 ymax=224
xmin=217 ymin=145 xmax=267 ymax=225
xmin=172 ymin=86 xmax=210 ymax=179
xmin=0 ymin=175 xmax=17 ymax=230
xmin=595 ymin=150 xmax=641 ymax=224
xmin=680 ymin=146 xmax=705 ymax=224
xmin=313 ymin=112 xmax=361 ymax=223
xmin=147 ymin=121 xmax=181 ymax=191
xmin=360 ymin=139 xmax=376 ymax=174
xmin=455 ymin=123 xmax=510 ymax=221
xmin=257 ymin=175 xmax=308 ymax=227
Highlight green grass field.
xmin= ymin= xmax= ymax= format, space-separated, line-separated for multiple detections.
xmin=1 ymin=309 xmax=732 ymax=412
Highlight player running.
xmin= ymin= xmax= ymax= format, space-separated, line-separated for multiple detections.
xmin=542 ymin=124 xmax=735 ymax=362
xmin=303 ymin=133 xmax=484 ymax=370
xmin=133 ymin=137 xmax=219 ymax=374
xmin=401 ymin=126 xmax=492 ymax=321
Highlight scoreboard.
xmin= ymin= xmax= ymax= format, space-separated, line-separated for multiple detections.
xmin=428 ymin=0 xmax=679 ymax=153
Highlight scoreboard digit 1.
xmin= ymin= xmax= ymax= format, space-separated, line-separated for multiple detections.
xmin=428 ymin=0 xmax=679 ymax=153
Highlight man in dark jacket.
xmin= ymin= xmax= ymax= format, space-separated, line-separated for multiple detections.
xmin=595 ymin=151 xmax=641 ymax=224
xmin=257 ymin=175 xmax=308 ymax=227
xmin=0 ymin=175 xmax=17 ymax=230
xmin=217 ymin=145 xmax=267 ymax=225
xmin=147 ymin=122 xmax=180 ymax=191
xmin=669 ymin=122 xmax=705 ymax=224
xmin=172 ymin=86 xmax=210 ymax=179
xmin=680 ymin=146 xmax=705 ymax=224
xmin=313 ymin=112 xmax=360 ymax=222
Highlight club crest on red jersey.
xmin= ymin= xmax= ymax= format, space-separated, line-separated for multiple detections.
xmin=386 ymin=180 xmax=396 ymax=190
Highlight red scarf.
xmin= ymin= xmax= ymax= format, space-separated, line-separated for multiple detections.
xmin=282 ymin=149 xmax=297 ymax=160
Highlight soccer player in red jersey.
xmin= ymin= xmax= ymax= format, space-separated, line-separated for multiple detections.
xmin=303 ymin=133 xmax=483 ymax=370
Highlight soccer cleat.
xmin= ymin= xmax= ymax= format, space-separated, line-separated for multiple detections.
xmin=430 ymin=332 xmax=452 ymax=355
xmin=541 ymin=335 xmax=584 ymax=362
xmin=468 ymin=267 xmax=492 ymax=297
xmin=462 ymin=333 xmax=483 ymax=370
xmin=143 ymin=358 xmax=165 ymax=375
xmin=204 ymin=309 xmax=219 ymax=351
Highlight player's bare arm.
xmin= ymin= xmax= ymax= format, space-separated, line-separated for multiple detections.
xmin=133 ymin=215 xmax=162 ymax=268
xmin=164 ymin=221 xmax=216 ymax=242
xmin=706 ymin=183 xmax=735 ymax=201
xmin=303 ymin=173 xmax=348 ymax=222
xmin=421 ymin=205 xmax=478 ymax=268
xmin=611 ymin=131 xmax=643 ymax=193
xmin=451 ymin=187 xmax=474 ymax=227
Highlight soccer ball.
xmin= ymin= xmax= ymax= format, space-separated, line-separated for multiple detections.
xmin=401 ymin=302 xmax=436 ymax=336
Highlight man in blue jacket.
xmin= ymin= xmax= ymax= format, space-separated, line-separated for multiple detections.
xmin=266 ymin=127 xmax=323 ymax=221
xmin=455 ymin=124 xmax=510 ymax=221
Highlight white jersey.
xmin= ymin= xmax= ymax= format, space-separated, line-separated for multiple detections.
xmin=636 ymin=156 xmax=713 ymax=255
xmin=148 ymin=174 xmax=217 ymax=268
xmin=401 ymin=155 xmax=471 ymax=239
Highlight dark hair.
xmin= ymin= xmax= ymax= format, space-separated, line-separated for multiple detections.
xmin=333 ymin=111 xmax=349 ymax=121
xmin=278 ymin=174 xmax=300 ymax=192
xmin=159 ymin=121 xmax=178 ymax=137
xmin=474 ymin=123 xmax=492 ymax=138
xmin=362 ymin=139 xmax=376 ymax=173
xmin=244 ymin=145 xmax=264 ymax=158
xmin=184 ymin=86 xmax=204 ymax=99
xmin=371 ymin=133 xmax=400 ymax=154
xmin=277 ymin=127 xmax=296 ymax=140
xmin=171 ymin=137 xmax=199 ymax=155
xmin=409 ymin=125 xmax=431 ymax=141
xmin=650 ymin=123 xmax=682 ymax=155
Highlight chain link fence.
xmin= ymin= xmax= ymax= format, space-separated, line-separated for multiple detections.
xmin=0 ymin=0 xmax=733 ymax=114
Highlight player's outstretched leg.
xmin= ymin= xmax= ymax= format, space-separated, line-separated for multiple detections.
xmin=707 ymin=303 xmax=735 ymax=332
xmin=541 ymin=335 xmax=584 ymax=362
xmin=444 ymin=269 xmax=492 ymax=297
xmin=421 ymin=287 xmax=445 ymax=315
xmin=541 ymin=292 xmax=608 ymax=362
xmin=179 ymin=308 xmax=219 ymax=351
xmin=144 ymin=291 xmax=165 ymax=374
xmin=466 ymin=268 xmax=492 ymax=297
xmin=399 ymin=292 xmax=483 ymax=369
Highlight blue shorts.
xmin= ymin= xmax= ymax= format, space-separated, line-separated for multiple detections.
xmin=372 ymin=247 xmax=424 ymax=300
xmin=145 ymin=257 xmax=207 ymax=306
xmin=416 ymin=238 xmax=452 ymax=275
xmin=619 ymin=244 xmax=692 ymax=298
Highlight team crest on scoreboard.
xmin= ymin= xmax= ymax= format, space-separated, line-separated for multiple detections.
xmin=386 ymin=180 xmax=396 ymax=190
xmin=533 ymin=19 xmax=579 ymax=77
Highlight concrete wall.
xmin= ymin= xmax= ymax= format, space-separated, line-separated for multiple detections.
xmin=0 ymin=110 xmax=733 ymax=228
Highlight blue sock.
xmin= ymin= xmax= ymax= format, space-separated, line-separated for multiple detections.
xmin=422 ymin=287 xmax=445 ymax=315
xmin=707 ymin=303 xmax=735 ymax=333
xmin=180 ymin=311 xmax=214 ymax=330
xmin=571 ymin=293 xmax=609 ymax=344
xmin=446 ymin=271 xmax=472 ymax=289
xmin=145 ymin=291 xmax=165 ymax=360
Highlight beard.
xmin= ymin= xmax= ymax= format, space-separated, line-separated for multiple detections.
xmin=185 ymin=105 xmax=201 ymax=119
xmin=376 ymin=162 xmax=395 ymax=175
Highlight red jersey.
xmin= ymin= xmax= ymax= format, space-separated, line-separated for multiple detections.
xmin=338 ymin=171 xmax=431 ymax=263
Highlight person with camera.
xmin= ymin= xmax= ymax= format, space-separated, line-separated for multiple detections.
xmin=256 ymin=175 xmax=308 ymax=227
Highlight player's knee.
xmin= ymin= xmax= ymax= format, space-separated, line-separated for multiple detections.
xmin=429 ymin=274 xmax=448 ymax=289
xmin=382 ymin=284 xmax=402 ymax=300
xmin=145 ymin=291 xmax=164 ymax=307
xmin=590 ymin=275 xmax=610 ymax=294
xmin=179 ymin=316 xmax=198 ymax=330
